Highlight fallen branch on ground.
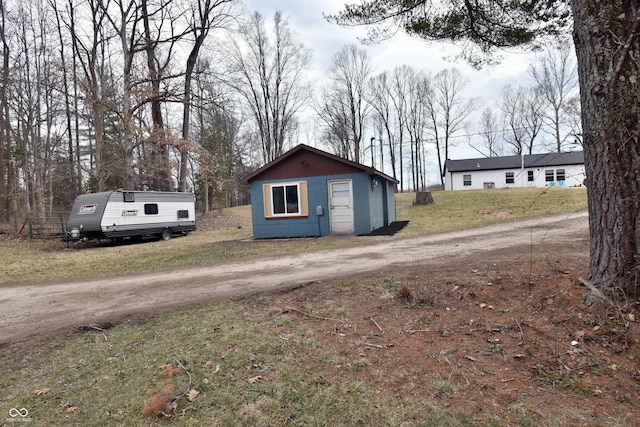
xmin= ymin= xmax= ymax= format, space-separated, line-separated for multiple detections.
xmin=370 ymin=316 xmax=384 ymax=334
xmin=284 ymin=307 xmax=345 ymax=324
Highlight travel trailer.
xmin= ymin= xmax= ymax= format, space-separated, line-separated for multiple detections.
xmin=65 ymin=189 xmax=196 ymax=242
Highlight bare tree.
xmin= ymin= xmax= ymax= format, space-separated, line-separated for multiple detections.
xmin=403 ymin=67 xmax=430 ymax=191
xmin=226 ymin=11 xmax=310 ymax=164
xmin=101 ymin=0 xmax=147 ymax=189
xmin=500 ymin=84 xmax=544 ymax=155
xmin=387 ymin=65 xmax=411 ymax=191
xmin=0 ymin=0 xmax=251 ymax=229
xmin=100 ymin=0 xmax=186 ymax=190
xmin=563 ymin=96 xmax=582 ymax=148
xmin=141 ymin=0 xmax=173 ymax=191
xmin=427 ymin=68 xmax=477 ymax=187
xmin=0 ymin=0 xmax=14 ymax=226
xmin=178 ymin=0 xmax=237 ymax=192
xmin=315 ymin=84 xmax=352 ymax=159
xmin=500 ymin=85 xmax=526 ymax=155
xmin=529 ymin=46 xmax=579 ymax=153
xmin=10 ymin=0 xmax=66 ymax=215
xmin=64 ymin=0 xmax=110 ymax=192
xmin=473 ymin=107 xmax=503 ymax=157
xmin=317 ymin=44 xmax=372 ymax=163
xmin=368 ymin=71 xmax=396 ymax=180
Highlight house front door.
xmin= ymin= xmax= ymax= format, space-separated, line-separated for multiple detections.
xmin=329 ymin=179 xmax=354 ymax=234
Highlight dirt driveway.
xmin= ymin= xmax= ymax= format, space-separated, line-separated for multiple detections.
xmin=0 ymin=211 xmax=589 ymax=348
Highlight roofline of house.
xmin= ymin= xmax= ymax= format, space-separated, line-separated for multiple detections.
xmin=444 ymin=151 xmax=584 ymax=173
xmin=240 ymin=144 xmax=399 ymax=185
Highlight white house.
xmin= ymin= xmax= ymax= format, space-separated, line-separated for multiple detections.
xmin=443 ymin=151 xmax=585 ymax=191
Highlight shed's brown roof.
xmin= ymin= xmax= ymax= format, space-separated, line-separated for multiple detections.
xmin=240 ymin=144 xmax=398 ymax=185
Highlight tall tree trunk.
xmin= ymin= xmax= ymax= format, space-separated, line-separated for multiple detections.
xmin=120 ymin=25 xmax=135 ymax=190
xmin=142 ymin=0 xmax=170 ymax=191
xmin=180 ymin=0 xmax=216 ymax=192
xmin=0 ymin=0 xmax=9 ymax=224
xmin=54 ymin=1 xmax=75 ymax=199
xmin=572 ymin=0 xmax=640 ymax=297
xmin=180 ymin=67 xmax=194 ymax=193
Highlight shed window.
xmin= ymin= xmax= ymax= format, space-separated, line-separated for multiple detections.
xmin=527 ymin=171 xmax=534 ymax=182
xmin=505 ymin=172 xmax=515 ymax=184
xmin=144 ymin=203 xmax=159 ymax=215
xmin=273 ymin=185 xmax=299 ymax=214
xmin=556 ymin=169 xmax=566 ymax=181
xmin=263 ymin=181 xmax=309 ymax=218
xmin=463 ymin=174 xmax=471 ymax=186
xmin=545 ymin=170 xmax=555 ymax=182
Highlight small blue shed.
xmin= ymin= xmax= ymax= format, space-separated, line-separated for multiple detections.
xmin=240 ymin=144 xmax=398 ymax=239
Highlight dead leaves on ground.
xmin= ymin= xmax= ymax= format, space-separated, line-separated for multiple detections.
xmin=142 ymin=363 xmax=199 ymax=419
xmin=248 ymin=375 xmax=263 ymax=384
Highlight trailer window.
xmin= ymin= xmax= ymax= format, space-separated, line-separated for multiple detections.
xmin=123 ymin=192 xmax=135 ymax=202
xmin=177 ymin=210 xmax=189 ymax=219
xmin=144 ymin=203 xmax=159 ymax=215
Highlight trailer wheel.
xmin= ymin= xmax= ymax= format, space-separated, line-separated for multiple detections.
xmin=160 ymin=229 xmax=172 ymax=241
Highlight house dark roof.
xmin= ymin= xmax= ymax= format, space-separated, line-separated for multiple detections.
xmin=444 ymin=151 xmax=584 ymax=173
xmin=240 ymin=144 xmax=399 ymax=184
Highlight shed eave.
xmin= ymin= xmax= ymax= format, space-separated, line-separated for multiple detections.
xmin=240 ymin=144 xmax=398 ymax=185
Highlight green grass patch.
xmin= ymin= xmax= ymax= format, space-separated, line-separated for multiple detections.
xmin=396 ymin=187 xmax=587 ymax=238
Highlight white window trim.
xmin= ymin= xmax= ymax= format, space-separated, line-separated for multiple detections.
xmin=505 ymin=171 xmax=515 ymax=184
xmin=262 ymin=181 xmax=309 ymax=219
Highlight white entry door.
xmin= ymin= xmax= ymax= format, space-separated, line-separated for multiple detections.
xmin=329 ymin=179 xmax=354 ymax=234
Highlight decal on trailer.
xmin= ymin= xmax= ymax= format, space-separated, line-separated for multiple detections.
xmin=77 ymin=204 xmax=98 ymax=215
xmin=122 ymin=210 xmax=138 ymax=216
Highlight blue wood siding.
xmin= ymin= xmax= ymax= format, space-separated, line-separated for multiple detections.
xmin=250 ymin=172 xmax=395 ymax=239
xmin=250 ymin=176 xmax=328 ymax=239
xmin=365 ymin=179 xmax=396 ymax=232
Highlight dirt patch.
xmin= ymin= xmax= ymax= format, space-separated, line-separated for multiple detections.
xmin=478 ymin=208 xmax=513 ymax=219
xmin=256 ymin=242 xmax=640 ymax=424
xmin=195 ymin=206 xmax=252 ymax=232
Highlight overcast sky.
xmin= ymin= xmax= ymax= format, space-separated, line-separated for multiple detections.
xmin=243 ymin=0 xmax=542 ymax=177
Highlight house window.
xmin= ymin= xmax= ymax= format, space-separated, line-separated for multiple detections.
xmin=263 ymin=181 xmax=309 ymax=218
xmin=527 ymin=171 xmax=534 ymax=182
xmin=505 ymin=172 xmax=515 ymax=184
xmin=556 ymin=169 xmax=566 ymax=181
xmin=144 ymin=203 xmax=158 ymax=215
xmin=545 ymin=170 xmax=555 ymax=182
xmin=463 ymin=174 xmax=471 ymax=186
